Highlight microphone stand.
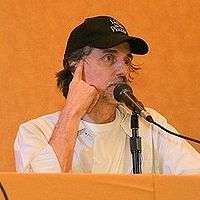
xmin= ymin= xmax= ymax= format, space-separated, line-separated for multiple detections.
xmin=130 ymin=110 xmax=142 ymax=174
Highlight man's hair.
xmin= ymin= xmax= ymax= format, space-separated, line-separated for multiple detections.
xmin=56 ymin=46 xmax=93 ymax=98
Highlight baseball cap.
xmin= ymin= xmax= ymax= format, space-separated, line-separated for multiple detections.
xmin=64 ymin=16 xmax=149 ymax=58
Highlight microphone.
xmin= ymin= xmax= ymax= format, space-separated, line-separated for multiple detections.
xmin=113 ymin=83 xmax=200 ymax=144
xmin=113 ymin=83 xmax=154 ymax=123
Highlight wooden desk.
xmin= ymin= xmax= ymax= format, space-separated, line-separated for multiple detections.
xmin=0 ymin=173 xmax=199 ymax=200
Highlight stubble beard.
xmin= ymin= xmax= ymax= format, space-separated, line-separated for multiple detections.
xmin=99 ymin=75 xmax=128 ymax=105
xmin=94 ymin=82 xmax=118 ymax=107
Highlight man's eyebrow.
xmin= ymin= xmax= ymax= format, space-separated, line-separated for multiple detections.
xmin=101 ymin=49 xmax=118 ymax=54
xmin=101 ymin=49 xmax=133 ymax=58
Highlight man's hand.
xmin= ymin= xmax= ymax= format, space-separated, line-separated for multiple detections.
xmin=66 ymin=60 xmax=100 ymax=117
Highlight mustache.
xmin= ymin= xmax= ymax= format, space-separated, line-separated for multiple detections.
xmin=107 ymin=76 xmax=128 ymax=87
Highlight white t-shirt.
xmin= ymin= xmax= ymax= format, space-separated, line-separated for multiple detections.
xmin=77 ymin=109 xmax=130 ymax=173
xmin=14 ymin=106 xmax=200 ymax=174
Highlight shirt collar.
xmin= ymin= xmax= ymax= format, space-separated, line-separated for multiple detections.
xmin=78 ymin=104 xmax=133 ymax=137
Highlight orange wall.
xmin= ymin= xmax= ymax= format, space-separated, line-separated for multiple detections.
xmin=1 ymin=0 xmax=200 ymax=171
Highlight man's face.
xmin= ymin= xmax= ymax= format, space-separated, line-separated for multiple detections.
xmin=82 ymin=42 xmax=133 ymax=104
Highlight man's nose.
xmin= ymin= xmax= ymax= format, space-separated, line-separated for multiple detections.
xmin=114 ymin=60 xmax=128 ymax=76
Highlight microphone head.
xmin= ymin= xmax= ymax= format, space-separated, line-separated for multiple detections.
xmin=113 ymin=83 xmax=133 ymax=102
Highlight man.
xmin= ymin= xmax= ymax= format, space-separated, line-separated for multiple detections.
xmin=14 ymin=16 xmax=200 ymax=174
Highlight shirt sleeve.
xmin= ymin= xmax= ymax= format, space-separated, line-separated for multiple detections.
xmin=147 ymin=108 xmax=200 ymax=175
xmin=157 ymin=122 xmax=200 ymax=175
xmin=14 ymin=122 xmax=61 ymax=173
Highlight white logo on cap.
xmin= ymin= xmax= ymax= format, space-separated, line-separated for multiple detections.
xmin=109 ymin=19 xmax=127 ymax=34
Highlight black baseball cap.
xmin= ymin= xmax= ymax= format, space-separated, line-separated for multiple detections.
xmin=64 ymin=16 xmax=149 ymax=58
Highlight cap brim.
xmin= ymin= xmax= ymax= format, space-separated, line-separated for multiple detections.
xmin=89 ymin=34 xmax=149 ymax=55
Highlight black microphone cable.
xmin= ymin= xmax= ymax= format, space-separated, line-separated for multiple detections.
xmin=151 ymin=120 xmax=200 ymax=144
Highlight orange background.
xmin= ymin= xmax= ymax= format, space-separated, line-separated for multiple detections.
xmin=0 ymin=0 xmax=200 ymax=171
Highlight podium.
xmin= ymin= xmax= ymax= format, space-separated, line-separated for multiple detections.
xmin=0 ymin=173 xmax=199 ymax=200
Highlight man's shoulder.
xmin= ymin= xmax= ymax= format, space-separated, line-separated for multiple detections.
xmin=17 ymin=111 xmax=61 ymax=140
xmin=20 ymin=111 xmax=60 ymax=127
xmin=145 ymin=107 xmax=167 ymax=123
xmin=15 ymin=111 xmax=61 ymax=145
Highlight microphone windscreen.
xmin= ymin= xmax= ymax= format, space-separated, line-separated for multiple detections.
xmin=113 ymin=83 xmax=133 ymax=102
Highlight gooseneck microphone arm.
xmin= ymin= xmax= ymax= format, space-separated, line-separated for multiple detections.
xmin=113 ymin=83 xmax=200 ymax=144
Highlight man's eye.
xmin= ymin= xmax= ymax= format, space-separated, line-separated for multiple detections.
xmin=102 ymin=54 xmax=116 ymax=64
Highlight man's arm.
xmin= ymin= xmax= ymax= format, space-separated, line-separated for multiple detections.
xmin=48 ymin=105 xmax=81 ymax=172
xmin=49 ymin=61 xmax=99 ymax=172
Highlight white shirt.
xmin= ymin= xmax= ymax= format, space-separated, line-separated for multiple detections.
xmin=14 ymin=106 xmax=200 ymax=174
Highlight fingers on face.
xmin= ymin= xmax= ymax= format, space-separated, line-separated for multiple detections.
xmin=73 ymin=60 xmax=84 ymax=81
